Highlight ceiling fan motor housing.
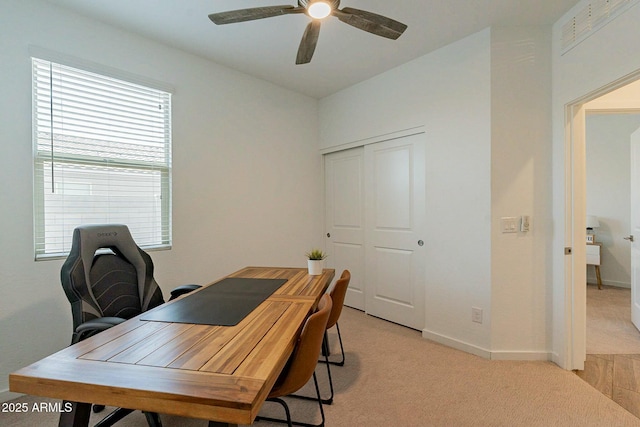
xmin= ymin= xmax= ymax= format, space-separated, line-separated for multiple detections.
xmin=298 ymin=0 xmax=341 ymax=10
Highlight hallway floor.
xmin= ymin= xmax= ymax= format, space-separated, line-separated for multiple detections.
xmin=577 ymin=354 xmax=640 ymax=418
xmin=576 ymin=285 xmax=640 ymax=418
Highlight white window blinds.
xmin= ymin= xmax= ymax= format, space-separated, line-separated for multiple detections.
xmin=32 ymin=58 xmax=172 ymax=258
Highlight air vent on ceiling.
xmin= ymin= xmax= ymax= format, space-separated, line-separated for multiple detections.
xmin=561 ymin=0 xmax=639 ymax=54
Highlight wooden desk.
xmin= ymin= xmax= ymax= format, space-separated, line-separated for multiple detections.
xmin=9 ymin=267 xmax=335 ymax=427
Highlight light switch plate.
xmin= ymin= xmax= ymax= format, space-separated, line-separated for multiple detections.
xmin=501 ymin=217 xmax=518 ymax=233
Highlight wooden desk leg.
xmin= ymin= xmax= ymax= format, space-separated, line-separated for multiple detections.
xmin=59 ymin=401 xmax=91 ymax=427
xmin=595 ymin=265 xmax=602 ymax=290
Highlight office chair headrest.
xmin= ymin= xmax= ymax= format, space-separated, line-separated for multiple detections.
xmin=73 ymin=224 xmax=151 ymax=311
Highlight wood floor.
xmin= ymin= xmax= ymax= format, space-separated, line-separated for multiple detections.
xmin=576 ymin=284 xmax=640 ymax=418
xmin=576 ymin=354 xmax=640 ymax=417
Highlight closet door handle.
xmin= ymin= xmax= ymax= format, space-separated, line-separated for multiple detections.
xmin=624 ymin=235 xmax=635 ymax=242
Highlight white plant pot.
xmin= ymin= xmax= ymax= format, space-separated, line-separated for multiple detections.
xmin=307 ymin=259 xmax=324 ymax=275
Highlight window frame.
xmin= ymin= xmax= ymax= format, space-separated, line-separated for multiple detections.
xmin=31 ymin=54 xmax=173 ymax=260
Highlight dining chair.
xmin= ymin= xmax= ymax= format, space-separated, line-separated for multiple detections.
xmin=324 ymin=269 xmax=351 ymax=366
xmin=256 ymin=294 xmax=332 ymax=427
xmin=316 ymin=269 xmax=351 ymax=404
xmin=60 ymin=224 xmax=200 ymax=427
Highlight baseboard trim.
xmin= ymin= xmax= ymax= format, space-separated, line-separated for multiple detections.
xmin=550 ymin=351 xmax=566 ymax=369
xmin=422 ymin=329 xmax=551 ymax=361
xmin=587 ymin=278 xmax=630 ymax=288
xmin=490 ymin=351 xmax=551 ymax=361
xmin=422 ymin=329 xmax=491 ymax=359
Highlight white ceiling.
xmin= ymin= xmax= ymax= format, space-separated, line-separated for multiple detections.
xmin=44 ymin=0 xmax=579 ymax=98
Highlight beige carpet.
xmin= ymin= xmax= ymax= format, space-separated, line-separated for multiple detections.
xmin=3 ymin=306 xmax=640 ymax=426
xmin=587 ymin=284 xmax=640 ymax=354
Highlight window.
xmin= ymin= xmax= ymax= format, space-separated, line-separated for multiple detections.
xmin=32 ymin=58 xmax=172 ymax=259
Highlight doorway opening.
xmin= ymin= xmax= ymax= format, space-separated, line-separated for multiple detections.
xmin=569 ymin=73 xmax=640 ymax=416
xmin=585 ymin=109 xmax=640 ymax=354
xmin=566 ymin=69 xmax=640 ymax=370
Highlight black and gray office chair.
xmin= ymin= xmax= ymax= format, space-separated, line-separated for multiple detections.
xmin=60 ymin=224 xmax=200 ymax=427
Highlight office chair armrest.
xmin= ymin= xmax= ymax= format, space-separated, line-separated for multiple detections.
xmin=74 ymin=317 xmax=126 ymax=343
xmin=169 ymin=284 xmax=201 ymax=301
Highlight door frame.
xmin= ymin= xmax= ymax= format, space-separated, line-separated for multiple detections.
xmin=565 ymin=71 xmax=640 ymax=370
xmin=632 ymin=127 xmax=640 ymax=330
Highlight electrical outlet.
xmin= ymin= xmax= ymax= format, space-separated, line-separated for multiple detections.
xmin=472 ymin=307 xmax=483 ymax=324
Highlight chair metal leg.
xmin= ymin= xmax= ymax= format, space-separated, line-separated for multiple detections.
xmin=255 ymin=373 xmax=325 ymax=427
xmin=143 ymin=411 xmax=163 ymax=427
xmin=311 ymin=371 xmax=326 ymax=427
xmin=330 ymin=323 xmax=345 ymax=366
xmin=319 ymin=341 xmax=334 ymax=404
xmin=321 ymin=331 xmax=330 ymax=357
xmin=259 ymin=397 xmax=293 ymax=427
xmin=291 ymin=344 xmax=334 ymax=404
xmin=319 ymin=323 xmax=345 ymax=366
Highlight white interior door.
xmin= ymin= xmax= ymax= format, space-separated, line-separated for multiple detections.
xmin=571 ymin=103 xmax=587 ymax=370
xmin=324 ymin=147 xmax=365 ymax=310
xmin=630 ymin=126 xmax=640 ymax=331
xmin=364 ymin=133 xmax=427 ymax=330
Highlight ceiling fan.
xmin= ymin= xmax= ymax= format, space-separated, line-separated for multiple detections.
xmin=208 ymin=1 xmax=407 ymax=64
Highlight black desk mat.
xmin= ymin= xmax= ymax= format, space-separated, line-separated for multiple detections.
xmin=140 ymin=278 xmax=288 ymax=326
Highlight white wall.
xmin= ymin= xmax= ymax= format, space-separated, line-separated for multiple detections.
xmin=0 ymin=0 xmax=321 ymax=398
xmin=320 ymin=30 xmax=494 ymax=354
xmin=585 ymin=113 xmax=640 ymax=288
xmin=552 ymin=2 xmax=640 ymax=368
xmin=319 ymin=26 xmax=553 ymax=360
xmin=490 ymin=26 xmax=552 ymax=359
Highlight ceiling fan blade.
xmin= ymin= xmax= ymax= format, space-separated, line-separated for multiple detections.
xmin=209 ymin=6 xmax=304 ymax=25
xmin=333 ymin=7 xmax=407 ymax=40
xmin=296 ymin=21 xmax=321 ymax=65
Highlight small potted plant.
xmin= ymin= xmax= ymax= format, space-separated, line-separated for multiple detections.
xmin=306 ymin=249 xmax=327 ymax=275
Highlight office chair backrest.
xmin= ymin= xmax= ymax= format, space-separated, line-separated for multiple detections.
xmin=60 ymin=224 xmax=164 ymax=329
xmin=327 ymin=270 xmax=350 ymax=329
xmin=269 ymin=294 xmax=332 ymax=398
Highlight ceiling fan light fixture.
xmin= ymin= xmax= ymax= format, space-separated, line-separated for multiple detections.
xmin=308 ymin=1 xmax=332 ymax=19
xmin=209 ymin=0 xmax=407 ymax=64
